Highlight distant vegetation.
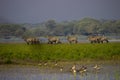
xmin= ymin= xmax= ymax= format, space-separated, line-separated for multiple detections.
xmin=0 ymin=43 xmax=120 ymax=64
xmin=0 ymin=17 xmax=120 ymax=38
xmin=0 ymin=24 xmax=26 ymax=38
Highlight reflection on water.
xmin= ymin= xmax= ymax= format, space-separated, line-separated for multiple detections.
xmin=0 ymin=64 xmax=120 ymax=80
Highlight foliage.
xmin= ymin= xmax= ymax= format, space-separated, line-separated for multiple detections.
xmin=21 ymin=18 xmax=120 ymax=36
xmin=100 ymin=20 xmax=120 ymax=35
xmin=0 ymin=24 xmax=26 ymax=38
xmin=0 ymin=17 xmax=120 ymax=38
xmin=74 ymin=17 xmax=101 ymax=35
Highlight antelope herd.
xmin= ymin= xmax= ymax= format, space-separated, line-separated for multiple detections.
xmin=23 ymin=37 xmax=40 ymax=45
xmin=88 ymin=35 xmax=109 ymax=43
xmin=23 ymin=35 xmax=109 ymax=45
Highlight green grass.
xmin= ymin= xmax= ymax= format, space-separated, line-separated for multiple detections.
xmin=0 ymin=42 xmax=120 ymax=64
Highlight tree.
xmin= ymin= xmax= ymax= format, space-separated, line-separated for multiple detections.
xmin=74 ymin=17 xmax=101 ymax=35
xmin=0 ymin=24 xmax=26 ymax=38
xmin=45 ymin=19 xmax=56 ymax=30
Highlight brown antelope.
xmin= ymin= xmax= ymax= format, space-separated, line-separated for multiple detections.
xmin=47 ymin=36 xmax=61 ymax=44
xmin=88 ymin=36 xmax=98 ymax=43
xmin=23 ymin=37 xmax=32 ymax=45
xmin=67 ymin=36 xmax=78 ymax=43
xmin=99 ymin=36 xmax=109 ymax=43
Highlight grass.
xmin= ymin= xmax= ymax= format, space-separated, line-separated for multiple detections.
xmin=0 ymin=42 xmax=120 ymax=64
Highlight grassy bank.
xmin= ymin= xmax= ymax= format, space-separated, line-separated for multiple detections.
xmin=0 ymin=43 xmax=120 ymax=64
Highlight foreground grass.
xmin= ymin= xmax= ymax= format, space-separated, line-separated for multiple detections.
xmin=0 ymin=42 xmax=120 ymax=64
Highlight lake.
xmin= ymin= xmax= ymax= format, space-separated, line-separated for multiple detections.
xmin=0 ymin=62 xmax=120 ymax=80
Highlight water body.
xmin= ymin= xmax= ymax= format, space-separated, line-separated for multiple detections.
xmin=0 ymin=63 xmax=120 ymax=80
xmin=0 ymin=37 xmax=120 ymax=43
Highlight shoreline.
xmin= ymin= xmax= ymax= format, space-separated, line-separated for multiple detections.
xmin=0 ymin=60 xmax=120 ymax=66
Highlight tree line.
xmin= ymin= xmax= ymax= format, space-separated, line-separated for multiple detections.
xmin=0 ymin=17 xmax=120 ymax=38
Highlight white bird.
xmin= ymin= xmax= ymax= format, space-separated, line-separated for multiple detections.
xmin=71 ymin=65 xmax=77 ymax=73
xmin=79 ymin=66 xmax=87 ymax=75
xmin=93 ymin=64 xmax=101 ymax=70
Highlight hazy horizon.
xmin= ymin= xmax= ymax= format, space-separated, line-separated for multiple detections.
xmin=0 ymin=0 xmax=120 ymax=23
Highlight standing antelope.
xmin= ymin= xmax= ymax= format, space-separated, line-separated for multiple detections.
xmin=88 ymin=36 xmax=98 ymax=43
xmin=99 ymin=36 xmax=109 ymax=43
xmin=47 ymin=36 xmax=61 ymax=44
xmin=67 ymin=36 xmax=78 ymax=43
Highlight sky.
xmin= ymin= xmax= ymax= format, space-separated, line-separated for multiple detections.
xmin=0 ymin=0 xmax=120 ymax=23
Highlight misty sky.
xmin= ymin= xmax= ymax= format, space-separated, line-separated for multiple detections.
xmin=0 ymin=0 xmax=120 ymax=23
